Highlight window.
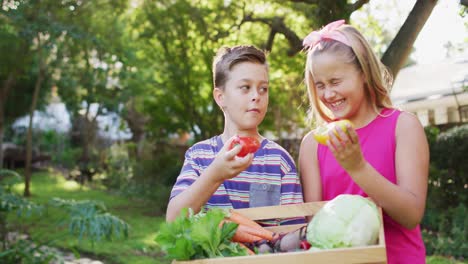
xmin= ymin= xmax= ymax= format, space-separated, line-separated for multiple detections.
xmin=460 ymin=105 xmax=468 ymax=122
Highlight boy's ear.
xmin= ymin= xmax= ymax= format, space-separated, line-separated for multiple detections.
xmin=213 ymin=87 xmax=225 ymax=109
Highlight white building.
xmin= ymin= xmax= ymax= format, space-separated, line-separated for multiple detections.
xmin=391 ymin=54 xmax=468 ymax=127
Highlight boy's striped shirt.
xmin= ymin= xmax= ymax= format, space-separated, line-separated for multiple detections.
xmin=170 ymin=135 xmax=305 ymax=226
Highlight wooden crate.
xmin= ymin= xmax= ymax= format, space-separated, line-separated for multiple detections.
xmin=173 ymin=201 xmax=387 ymax=264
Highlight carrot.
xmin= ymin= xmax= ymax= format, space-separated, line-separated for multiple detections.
xmin=237 ymin=242 xmax=255 ymax=255
xmin=227 ymin=209 xmax=263 ymax=229
xmin=231 ymin=226 xmax=264 ymax=243
xmin=236 ymin=224 xmax=275 ymax=241
xmin=226 ymin=210 xmax=278 ymax=242
xmin=220 ymin=219 xmax=263 ymax=243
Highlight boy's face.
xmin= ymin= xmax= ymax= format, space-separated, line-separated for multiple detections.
xmin=215 ymin=61 xmax=269 ymax=132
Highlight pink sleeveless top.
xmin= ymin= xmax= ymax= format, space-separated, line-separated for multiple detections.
xmin=317 ymin=108 xmax=426 ymax=264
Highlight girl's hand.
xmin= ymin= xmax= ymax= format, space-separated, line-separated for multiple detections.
xmin=209 ymin=136 xmax=254 ymax=183
xmin=327 ymin=124 xmax=366 ymax=173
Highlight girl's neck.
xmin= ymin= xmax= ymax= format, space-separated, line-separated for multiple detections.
xmin=348 ymin=103 xmax=382 ymax=129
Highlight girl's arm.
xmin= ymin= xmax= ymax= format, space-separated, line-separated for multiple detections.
xmin=298 ymin=131 xmax=322 ymax=203
xmin=336 ymin=112 xmax=429 ymax=229
xmin=392 ymin=112 xmax=429 ymax=227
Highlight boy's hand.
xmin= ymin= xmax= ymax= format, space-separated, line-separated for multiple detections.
xmin=209 ymin=136 xmax=255 ymax=183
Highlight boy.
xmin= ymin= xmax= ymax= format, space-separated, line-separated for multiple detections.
xmin=166 ymin=45 xmax=303 ymax=225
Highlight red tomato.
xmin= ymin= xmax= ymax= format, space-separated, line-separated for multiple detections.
xmin=299 ymin=240 xmax=311 ymax=250
xmin=229 ymin=135 xmax=260 ymax=157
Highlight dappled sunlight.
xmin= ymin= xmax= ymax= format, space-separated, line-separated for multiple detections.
xmin=10 ymin=171 xmax=93 ymax=195
xmin=12 ymin=183 xmax=25 ymax=193
xmin=61 ymin=180 xmax=81 ymax=191
xmin=143 ymin=232 xmax=159 ymax=245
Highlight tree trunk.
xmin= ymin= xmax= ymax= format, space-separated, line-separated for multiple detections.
xmin=381 ymin=0 xmax=438 ymax=78
xmin=0 ymin=72 xmax=16 ymax=169
xmin=124 ymin=99 xmax=148 ymax=159
xmin=24 ymin=34 xmax=46 ymax=197
xmin=24 ymin=69 xmax=44 ymax=197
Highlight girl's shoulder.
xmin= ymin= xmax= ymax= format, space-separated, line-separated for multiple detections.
xmin=395 ymin=111 xmax=425 ymax=137
xmin=300 ymin=130 xmax=320 ymax=149
xmin=396 ymin=111 xmax=422 ymax=128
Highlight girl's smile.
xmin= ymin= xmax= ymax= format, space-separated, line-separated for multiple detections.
xmin=311 ymin=52 xmax=371 ymax=126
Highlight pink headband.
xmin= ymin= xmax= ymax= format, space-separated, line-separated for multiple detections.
xmin=303 ymin=19 xmax=351 ymax=49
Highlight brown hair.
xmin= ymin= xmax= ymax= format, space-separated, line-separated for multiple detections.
xmin=305 ymin=25 xmax=393 ymax=124
xmin=213 ymin=45 xmax=268 ymax=89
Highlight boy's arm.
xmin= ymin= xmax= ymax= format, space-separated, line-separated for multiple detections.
xmin=166 ymin=164 xmax=225 ymax=221
xmin=166 ymin=137 xmax=254 ymax=221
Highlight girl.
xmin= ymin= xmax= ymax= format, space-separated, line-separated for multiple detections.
xmin=299 ymin=20 xmax=429 ymax=263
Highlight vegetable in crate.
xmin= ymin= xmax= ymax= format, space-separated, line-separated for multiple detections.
xmin=306 ymin=194 xmax=380 ymax=249
xmin=155 ymin=208 xmax=249 ymax=260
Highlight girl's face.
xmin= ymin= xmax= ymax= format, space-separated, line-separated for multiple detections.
xmin=216 ymin=61 xmax=269 ymax=132
xmin=311 ymin=52 xmax=369 ymax=122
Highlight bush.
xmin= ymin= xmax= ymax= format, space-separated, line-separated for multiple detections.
xmin=422 ymin=204 xmax=467 ymax=259
xmin=101 ymin=141 xmax=183 ymax=215
xmin=0 ymin=171 xmax=129 ymax=263
xmin=427 ymin=125 xmax=467 ymax=208
xmin=422 ymin=125 xmax=468 ymax=260
xmin=102 ymin=143 xmax=134 ymax=190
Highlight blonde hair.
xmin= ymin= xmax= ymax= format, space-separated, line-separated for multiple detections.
xmin=304 ymin=24 xmax=393 ymax=124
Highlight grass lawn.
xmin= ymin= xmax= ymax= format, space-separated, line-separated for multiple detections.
xmin=427 ymin=256 xmax=467 ymax=264
xmin=6 ymin=169 xmax=466 ymax=264
xmin=8 ymin=169 xmax=170 ymax=264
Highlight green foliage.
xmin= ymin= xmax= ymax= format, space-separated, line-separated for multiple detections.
xmin=0 ymin=169 xmax=22 ymax=190
xmin=426 ymin=256 xmax=467 ymax=264
xmin=155 ymin=208 xmax=246 ymax=260
xmin=49 ymin=198 xmax=129 ymax=245
xmin=0 ymin=170 xmax=42 ymax=216
xmin=0 ymin=170 xmax=46 ymax=262
xmin=55 ymin=147 xmax=82 ymax=170
xmin=6 ymin=172 xmax=165 ymax=263
xmin=428 ymin=125 xmax=467 ymax=207
xmin=101 ymin=141 xmax=183 ymax=214
xmin=0 ymin=238 xmax=57 ymax=264
xmin=422 ymin=125 xmax=468 ymax=260
xmin=102 ymin=143 xmax=134 ymax=190
xmin=423 ymin=204 xmax=467 ymax=259
xmin=1 ymin=171 xmax=131 ymax=263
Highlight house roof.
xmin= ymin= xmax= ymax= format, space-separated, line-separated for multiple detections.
xmin=390 ymin=54 xmax=468 ymax=105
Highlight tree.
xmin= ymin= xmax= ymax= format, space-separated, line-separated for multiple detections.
xmin=381 ymin=0 xmax=437 ymax=78
xmin=127 ymin=0 xmax=441 ymax=152
xmin=0 ymin=1 xmax=57 ymax=188
xmin=241 ymin=0 xmax=437 ymax=78
xmin=53 ymin=0 xmax=129 ymax=178
xmin=0 ymin=3 xmax=33 ymax=169
xmin=133 ymin=0 xmax=241 ymax=142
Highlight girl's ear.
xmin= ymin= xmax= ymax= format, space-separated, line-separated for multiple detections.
xmin=213 ymin=87 xmax=225 ymax=110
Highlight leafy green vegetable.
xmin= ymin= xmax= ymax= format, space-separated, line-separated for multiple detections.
xmin=306 ymin=194 xmax=381 ymax=249
xmin=155 ymin=208 xmax=248 ymax=260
